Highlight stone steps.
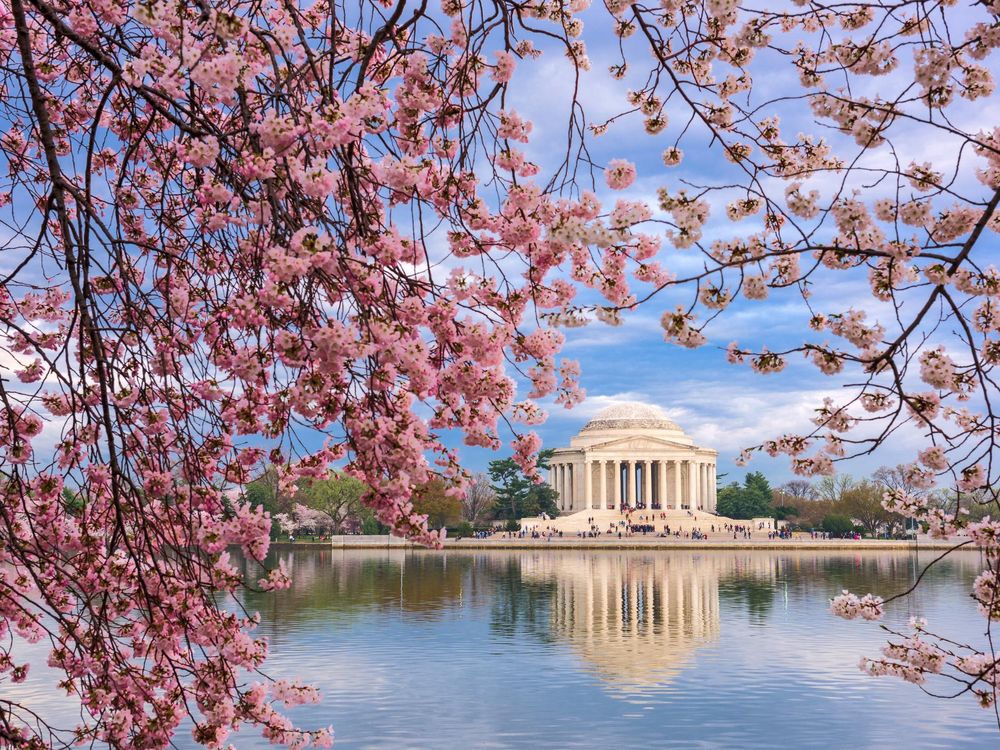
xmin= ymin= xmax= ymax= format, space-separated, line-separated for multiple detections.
xmin=522 ymin=508 xmax=730 ymax=534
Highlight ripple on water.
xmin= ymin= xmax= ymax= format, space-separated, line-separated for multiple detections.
xmin=4 ymin=548 xmax=997 ymax=749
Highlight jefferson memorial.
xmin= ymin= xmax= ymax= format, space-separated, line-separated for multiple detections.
xmin=521 ymin=402 xmax=733 ymax=533
xmin=549 ymin=402 xmax=717 ymax=513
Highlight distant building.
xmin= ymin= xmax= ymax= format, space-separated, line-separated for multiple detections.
xmin=548 ymin=402 xmax=718 ymax=514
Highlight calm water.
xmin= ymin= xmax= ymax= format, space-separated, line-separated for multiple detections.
xmin=9 ymin=549 xmax=1000 ymax=748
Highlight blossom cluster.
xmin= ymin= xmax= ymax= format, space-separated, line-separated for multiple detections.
xmin=830 ymin=591 xmax=885 ymax=621
xmin=2 ymin=0 xmax=1000 ymax=742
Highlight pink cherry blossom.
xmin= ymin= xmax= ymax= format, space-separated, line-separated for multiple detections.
xmin=605 ymin=159 xmax=637 ymax=189
xmin=0 ymin=0 xmax=999 ymax=742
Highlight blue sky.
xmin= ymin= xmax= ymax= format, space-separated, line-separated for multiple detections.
xmin=438 ymin=5 xmax=997 ymax=487
xmin=3 ymin=4 xmax=993 ymax=492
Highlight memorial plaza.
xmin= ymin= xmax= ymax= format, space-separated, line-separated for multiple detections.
xmin=520 ymin=402 xmax=768 ymax=535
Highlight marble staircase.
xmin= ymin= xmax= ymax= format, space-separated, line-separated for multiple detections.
xmin=519 ymin=507 xmax=731 ymax=534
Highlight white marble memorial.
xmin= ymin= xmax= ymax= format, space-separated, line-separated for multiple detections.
xmin=547 ymin=402 xmax=718 ymax=514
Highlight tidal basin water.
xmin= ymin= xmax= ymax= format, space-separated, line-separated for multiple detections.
xmin=243 ymin=548 xmax=996 ymax=749
xmin=10 ymin=548 xmax=1000 ymax=748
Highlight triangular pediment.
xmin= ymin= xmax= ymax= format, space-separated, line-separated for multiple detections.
xmin=586 ymin=435 xmax=695 ymax=453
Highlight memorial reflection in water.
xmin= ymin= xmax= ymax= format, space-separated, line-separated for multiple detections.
xmin=520 ymin=552 xmax=781 ymax=690
xmin=240 ymin=549 xmax=783 ymax=692
xmin=6 ymin=549 xmax=993 ymax=750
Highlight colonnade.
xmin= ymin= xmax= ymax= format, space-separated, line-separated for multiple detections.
xmin=521 ymin=553 xmax=726 ymax=690
xmin=548 ymin=458 xmax=716 ymax=513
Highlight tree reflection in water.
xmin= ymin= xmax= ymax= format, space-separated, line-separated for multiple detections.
xmin=232 ymin=548 xmax=983 ymax=691
xmin=489 ymin=556 xmax=558 ymax=644
xmin=2 ymin=548 xmax=987 ymax=749
xmin=236 ymin=550 xmax=478 ymax=632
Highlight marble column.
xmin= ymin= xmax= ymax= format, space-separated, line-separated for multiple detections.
xmin=672 ymin=460 xmax=682 ymax=510
xmin=688 ymin=460 xmax=698 ymax=510
xmin=553 ymin=464 xmax=558 ymax=510
xmin=564 ymin=464 xmax=571 ymax=511
xmin=555 ymin=464 xmax=561 ymax=510
xmin=710 ymin=464 xmax=717 ymax=512
xmin=566 ymin=464 xmax=580 ymax=510
xmin=643 ymin=461 xmax=652 ymax=508
xmin=571 ymin=463 xmax=578 ymax=512
xmin=583 ymin=459 xmax=592 ymax=512
xmin=613 ymin=459 xmax=622 ymax=511
xmin=558 ymin=464 xmax=566 ymax=510
xmin=626 ymin=460 xmax=636 ymax=507
xmin=598 ymin=460 xmax=607 ymax=510
xmin=570 ymin=463 xmax=577 ymax=511
xmin=658 ymin=460 xmax=667 ymax=510
xmin=708 ymin=464 xmax=714 ymax=509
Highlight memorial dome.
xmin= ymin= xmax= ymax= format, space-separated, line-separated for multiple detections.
xmin=581 ymin=401 xmax=680 ymax=432
xmin=545 ymin=399 xmax=717 ymax=515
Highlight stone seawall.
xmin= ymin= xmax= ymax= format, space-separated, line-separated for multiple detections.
xmin=268 ymin=541 xmax=331 ymax=550
xmin=304 ymin=535 xmax=974 ymax=552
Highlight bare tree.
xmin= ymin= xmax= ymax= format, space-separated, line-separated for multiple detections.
xmin=462 ymin=473 xmax=496 ymax=526
xmin=778 ymin=480 xmax=819 ymax=501
xmin=873 ymin=465 xmax=931 ymax=499
xmin=816 ymin=474 xmax=857 ymax=503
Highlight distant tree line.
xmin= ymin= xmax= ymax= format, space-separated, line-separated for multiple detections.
xmin=244 ymin=468 xmax=388 ymax=538
xmin=245 ymin=458 xmax=985 ymax=540
xmin=722 ymin=464 xmax=995 ymax=537
xmin=242 ymin=450 xmax=559 ymax=538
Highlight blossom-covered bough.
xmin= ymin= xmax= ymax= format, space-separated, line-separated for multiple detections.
xmin=0 ymin=0 xmax=998 ymax=744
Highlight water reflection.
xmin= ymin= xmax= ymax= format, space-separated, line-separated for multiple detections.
xmin=238 ymin=550 xmax=479 ymax=628
xmin=237 ymin=548 xmax=984 ymax=695
xmin=520 ymin=552 xmax=723 ymax=689
xmin=9 ymin=549 xmax=992 ymax=750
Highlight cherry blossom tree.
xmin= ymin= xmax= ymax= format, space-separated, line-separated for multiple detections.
xmin=1 ymin=0 xmax=999 ymax=745
xmin=275 ymin=512 xmax=299 ymax=539
xmin=291 ymin=503 xmax=331 ymax=536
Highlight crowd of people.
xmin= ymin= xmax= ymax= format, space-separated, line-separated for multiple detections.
xmin=292 ymin=524 xmax=862 ymax=542
xmin=468 ymin=529 xmax=500 ymax=539
xmin=283 ymin=516 xmax=864 ymax=543
xmin=808 ymin=530 xmax=862 ymax=540
xmin=503 ymin=528 xmax=565 ymax=539
xmin=554 ymin=513 xmax=781 ymax=541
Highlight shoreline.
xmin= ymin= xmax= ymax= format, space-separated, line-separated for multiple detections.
xmin=268 ymin=536 xmax=978 ymax=552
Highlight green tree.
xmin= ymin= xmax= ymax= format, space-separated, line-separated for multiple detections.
xmin=244 ymin=467 xmax=287 ymax=537
xmin=821 ymin=514 xmax=854 ymax=536
xmin=62 ymin=487 xmax=85 ymax=515
xmin=488 ymin=449 xmax=559 ymax=520
xmin=772 ymin=505 xmax=798 ymax=521
xmin=716 ymin=481 xmax=742 ymax=518
xmin=744 ymin=471 xmax=773 ymax=513
xmin=245 ymin=467 xmax=372 ymax=536
xmin=360 ymin=510 xmax=388 ymax=535
xmin=717 ymin=472 xmax=774 ymax=519
xmin=298 ymin=473 xmax=369 ymax=533
xmin=412 ymin=478 xmax=463 ymax=529
xmin=840 ymin=480 xmax=893 ymax=537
